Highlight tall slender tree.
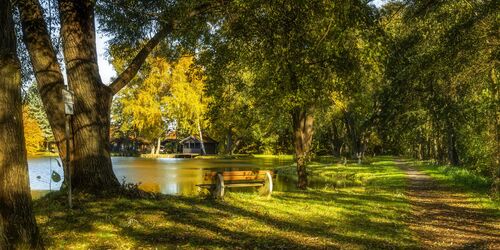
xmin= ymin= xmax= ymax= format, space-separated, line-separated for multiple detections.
xmin=0 ymin=0 xmax=42 ymax=248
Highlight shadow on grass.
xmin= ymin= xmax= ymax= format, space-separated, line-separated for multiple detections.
xmin=35 ymin=193 xmax=414 ymax=249
xmin=34 ymin=159 xmax=421 ymax=249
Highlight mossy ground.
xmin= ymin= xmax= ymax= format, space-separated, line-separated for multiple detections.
xmin=33 ymin=157 xmax=497 ymax=249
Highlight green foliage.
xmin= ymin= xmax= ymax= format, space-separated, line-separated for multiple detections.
xmin=375 ymin=0 xmax=499 ymax=186
xmin=101 ymin=0 xmax=498 ymax=188
xmin=415 ymin=162 xmax=493 ymax=194
xmin=202 ymin=0 xmax=379 ymax=158
xmin=161 ymin=56 xmax=209 ymax=135
xmin=111 ymin=53 xmax=210 ymax=144
xmin=112 ymin=56 xmax=170 ymax=142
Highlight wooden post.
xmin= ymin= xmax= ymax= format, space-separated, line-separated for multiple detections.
xmin=259 ymin=172 xmax=273 ymax=197
xmin=65 ymin=114 xmax=72 ymax=209
xmin=214 ymin=173 xmax=224 ymax=199
xmin=62 ymin=87 xmax=74 ymax=209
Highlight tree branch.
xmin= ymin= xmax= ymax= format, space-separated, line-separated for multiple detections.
xmin=109 ymin=1 xmax=217 ymax=95
xmin=109 ymin=24 xmax=172 ymax=95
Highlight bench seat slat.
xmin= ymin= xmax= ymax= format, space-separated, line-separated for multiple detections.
xmin=222 ymin=176 xmax=265 ymax=181
xmin=197 ymin=182 xmax=265 ymax=188
xmin=205 ymin=170 xmax=270 ymax=177
xmin=225 ymin=183 xmax=264 ymax=187
xmin=196 ymin=184 xmax=214 ymax=187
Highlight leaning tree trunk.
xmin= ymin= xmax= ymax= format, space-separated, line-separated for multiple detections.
xmin=0 ymin=1 xmax=43 ymax=248
xmin=17 ymin=0 xmax=68 ymax=175
xmin=292 ymin=106 xmax=315 ymax=190
xmin=18 ymin=0 xmax=212 ymax=194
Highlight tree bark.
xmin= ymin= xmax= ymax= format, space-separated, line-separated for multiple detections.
xmin=0 ymin=0 xmax=43 ymax=247
xmin=58 ymin=0 xmax=120 ymax=192
xmin=18 ymin=0 xmax=215 ymax=194
xmin=17 ymin=0 xmax=68 ymax=169
xmin=292 ymin=106 xmax=314 ymax=190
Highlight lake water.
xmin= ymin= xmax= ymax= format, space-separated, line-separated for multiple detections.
xmin=28 ymin=157 xmax=297 ymax=197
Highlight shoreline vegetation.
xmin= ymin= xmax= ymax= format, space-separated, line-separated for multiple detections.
xmin=134 ymin=153 xmax=295 ymax=160
xmin=32 ymin=157 xmax=498 ymax=249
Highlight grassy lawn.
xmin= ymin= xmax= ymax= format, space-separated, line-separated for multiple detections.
xmin=34 ymin=158 xmax=416 ymax=249
xmin=253 ymin=154 xmax=294 ymax=160
xmin=412 ymin=161 xmax=500 ymax=211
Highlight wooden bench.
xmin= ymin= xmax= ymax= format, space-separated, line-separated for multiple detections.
xmin=197 ymin=170 xmax=273 ymax=199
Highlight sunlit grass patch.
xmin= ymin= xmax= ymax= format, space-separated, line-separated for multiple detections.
xmin=412 ymin=161 xmax=499 ymax=210
xmin=253 ymin=154 xmax=294 ymax=160
xmin=416 ymin=163 xmax=491 ymax=190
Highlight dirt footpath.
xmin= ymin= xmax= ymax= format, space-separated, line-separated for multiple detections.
xmin=398 ymin=162 xmax=500 ymax=249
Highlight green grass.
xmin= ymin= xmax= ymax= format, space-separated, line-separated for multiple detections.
xmin=412 ymin=161 xmax=499 ymax=210
xmin=195 ymin=154 xmax=255 ymax=159
xmin=413 ymin=162 xmax=492 ymax=191
xmin=253 ymin=154 xmax=294 ymax=160
xmin=34 ymin=158 xmax=419 ymax=249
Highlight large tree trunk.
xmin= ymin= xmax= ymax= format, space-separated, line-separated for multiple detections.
xmin=17 ymin=0 xmax=168 ymax=193
xmin=58 ymin=0 xmax=120 ymax=192
xmin=0 ymin=1 xmax=42 ymax=247
xmin=292 ymin=106 xmax=314 ymax=190
xmin=18 ymin=0 xmax=213 ymax=194
xmin=17 ymin=0 xmax=68 ymax=171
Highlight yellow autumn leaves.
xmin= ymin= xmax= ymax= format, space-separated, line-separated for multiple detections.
xmin=115 ymin=55 xmax=209 ymax=139
xmin=22 ymin=106 xmax=44 ymax=155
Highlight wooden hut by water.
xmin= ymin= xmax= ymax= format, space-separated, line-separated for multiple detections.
xmin=180 ymin=135 xmax=218 ymax=155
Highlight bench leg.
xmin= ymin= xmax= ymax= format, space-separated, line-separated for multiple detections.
xmin=213 ymin=173 xmax=225 ymax=199
xmin=258 ymin=172 xmax=273 ymax=197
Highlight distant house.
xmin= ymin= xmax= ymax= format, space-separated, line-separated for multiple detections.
xmin=180 ymin=135 xmax=218 ymax=155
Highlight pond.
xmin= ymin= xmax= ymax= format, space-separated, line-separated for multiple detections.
xmin=28 ymin=156 xmax=298 ymax=197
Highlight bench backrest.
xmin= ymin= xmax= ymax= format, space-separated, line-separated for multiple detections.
xmin=204 ymin=170 xmax=273 ymax=181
